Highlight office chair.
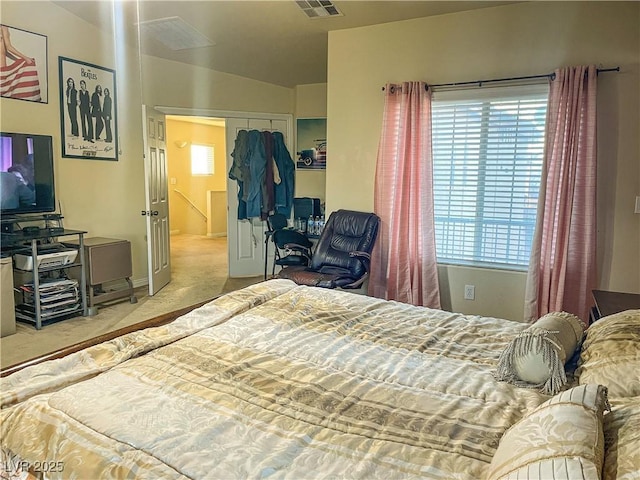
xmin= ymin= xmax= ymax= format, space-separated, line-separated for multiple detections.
xmin=267 ymin=213 xmax=288 ymax=232
xmin=271 ymin=228 xmax=313 ymax=277
xmin=265 ymin=213 xmax=313 ymax=278
xmin=277 ymin=209 xmax=380 ymax=289
xmin=264 ymin=213 xmax=289 ymax=279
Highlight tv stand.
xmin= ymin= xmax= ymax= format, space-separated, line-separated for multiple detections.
xmin=1 ymin=213 xmax=66 ymax=234
xmin=1 ymin=215 xmax=88 ymax=329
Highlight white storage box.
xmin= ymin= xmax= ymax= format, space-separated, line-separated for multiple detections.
xmin=1 ymin=256 xmax=16 ymax=337
xmin=14 ymin=249 xmax=78 ymax=271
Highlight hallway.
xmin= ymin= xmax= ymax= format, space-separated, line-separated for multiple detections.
xmin=168 ymin=233 xmax=231 ymax=300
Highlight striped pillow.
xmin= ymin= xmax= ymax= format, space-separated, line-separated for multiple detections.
xmin=486 ymin=383 xmax=609 ymax=480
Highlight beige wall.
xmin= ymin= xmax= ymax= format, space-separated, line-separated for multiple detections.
xmin=207 ymin=191 xmax=227 ymax=237
xmin=0 ymin=1 xmax=148 ymax=280
xmin=0 ymin=1 xmax=295 ymax=286
xmin=141 ymin=55 xmax=294 ymax=114
xmin=294 ymin=83 xmax=327 ymax=203
xmin=166 ymin=119 xmax=227 ymax=236
xmin=327 ymin=2 xmax=640 ymax=321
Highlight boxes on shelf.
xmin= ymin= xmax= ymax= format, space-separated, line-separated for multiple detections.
xmin=14 ymin=278 xmax=80 ymax=323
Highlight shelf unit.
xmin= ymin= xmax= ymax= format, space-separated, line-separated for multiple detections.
xmin=1 ymin=215 xmax=88 ymax=329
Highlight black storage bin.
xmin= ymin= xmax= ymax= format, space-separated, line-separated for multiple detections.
xmin=293 ymin=197 xmax=321 ymax=220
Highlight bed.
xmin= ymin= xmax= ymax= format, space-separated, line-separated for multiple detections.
xmin=1 ymin=279 xmax=638 ymax=479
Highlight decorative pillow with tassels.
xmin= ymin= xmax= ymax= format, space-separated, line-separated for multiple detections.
xmin=495 ymin=312 xmax=586 ymax=395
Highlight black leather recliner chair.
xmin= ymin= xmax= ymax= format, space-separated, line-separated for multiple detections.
xmin=277 ymin=209 xmax=380 ymax=289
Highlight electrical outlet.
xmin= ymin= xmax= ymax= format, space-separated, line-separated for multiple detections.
xmin=464 ymin=284 xmax=475 ymax=300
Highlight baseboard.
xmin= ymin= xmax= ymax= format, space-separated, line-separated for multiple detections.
xmin=132 ymin=277 xmax=149 ymax=289
xmin=207 ymin=232 xmax=227 ymax=238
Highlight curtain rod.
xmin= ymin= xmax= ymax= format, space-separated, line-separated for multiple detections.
xmin=381 ymin=67 xmax=620 ymax=91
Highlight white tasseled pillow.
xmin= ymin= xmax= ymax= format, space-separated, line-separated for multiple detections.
xmin=495 ymin=312 xmax=586 ymax=395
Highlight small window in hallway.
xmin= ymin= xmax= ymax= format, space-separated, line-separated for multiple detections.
xmin=191 ymin=143 xmax=214 ymax=175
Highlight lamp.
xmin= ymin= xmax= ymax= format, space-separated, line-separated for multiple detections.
xmin=174 ymin=140 xmax=188 ymax=149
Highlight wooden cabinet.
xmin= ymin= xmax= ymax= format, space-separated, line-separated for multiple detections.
xmin=591 ymin=289 xmax=640 ymax=322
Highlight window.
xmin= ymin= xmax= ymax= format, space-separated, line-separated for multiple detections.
xmin=190 ymin=143 xmax=214 ymax=175
xmin=431 ymin=84 xmax=549 ymax=269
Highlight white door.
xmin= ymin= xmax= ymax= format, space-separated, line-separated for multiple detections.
xmin=226 ymin=117 xmax=290 ymax=277
xmin=142 ymin=105 xmax=171 ymax=294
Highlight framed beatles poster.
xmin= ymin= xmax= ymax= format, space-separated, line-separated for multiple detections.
xmin=58 ymin=56 xmax=118 ymax=161
xmin=0 ymin=24 xmax=48 ymax=103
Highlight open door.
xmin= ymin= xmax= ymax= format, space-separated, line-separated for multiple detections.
xmin=142 ymin=105 xmax=171 ymax=294
xmin=226 ymin=117 xmax=290 ymax=277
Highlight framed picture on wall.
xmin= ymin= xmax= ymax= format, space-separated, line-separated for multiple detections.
xmin=58 ymin=56 xmax=118 ymax=161
xmin=296 ymin=118 xmax=326 ymax=170
xmin=0 ymin=24 xmax=48 ymax=103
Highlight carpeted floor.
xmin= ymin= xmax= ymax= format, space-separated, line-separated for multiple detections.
xmin=0 ymin=235 xmax=264 ymax=369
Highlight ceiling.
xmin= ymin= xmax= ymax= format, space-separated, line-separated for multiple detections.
xmin=54 ymin=1 xmax=518 ymax=88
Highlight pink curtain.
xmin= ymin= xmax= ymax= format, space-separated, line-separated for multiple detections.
xmin=525 ymin=65 xmax=598 ymax=323
xmin=368 ymin=82 xmax=441 ymax=308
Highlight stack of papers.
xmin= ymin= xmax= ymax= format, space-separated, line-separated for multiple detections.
xmin=15 ymin=278 xmax=80 ymax=320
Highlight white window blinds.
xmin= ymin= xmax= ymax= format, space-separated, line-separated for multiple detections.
xmin=431 ymin=84 xmax=549 ymax=269
xmin=191 ymin=143 xmax=214 ymax=175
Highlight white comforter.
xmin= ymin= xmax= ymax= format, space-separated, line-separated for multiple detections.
xmin=1 ymin=279 xmax=547 ymax=479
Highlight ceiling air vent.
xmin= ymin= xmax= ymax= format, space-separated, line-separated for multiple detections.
xmin=295 ymin=0 xmax=343 ymax=18
xmin=137 ymin=17 xmax=214 ymax=51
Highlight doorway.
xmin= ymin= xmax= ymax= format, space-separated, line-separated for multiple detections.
xmin=155 ymin=107 xmax=294 ymax=284
xmin=164 ymin=115 xmax=229 ymax=281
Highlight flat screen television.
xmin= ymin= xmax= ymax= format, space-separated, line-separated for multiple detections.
xmin=0 ymin=132 xmax=56 ymax=215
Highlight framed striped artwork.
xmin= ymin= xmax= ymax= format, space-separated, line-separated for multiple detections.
xmin=0 ymin=24 xmax=47 ymax=103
